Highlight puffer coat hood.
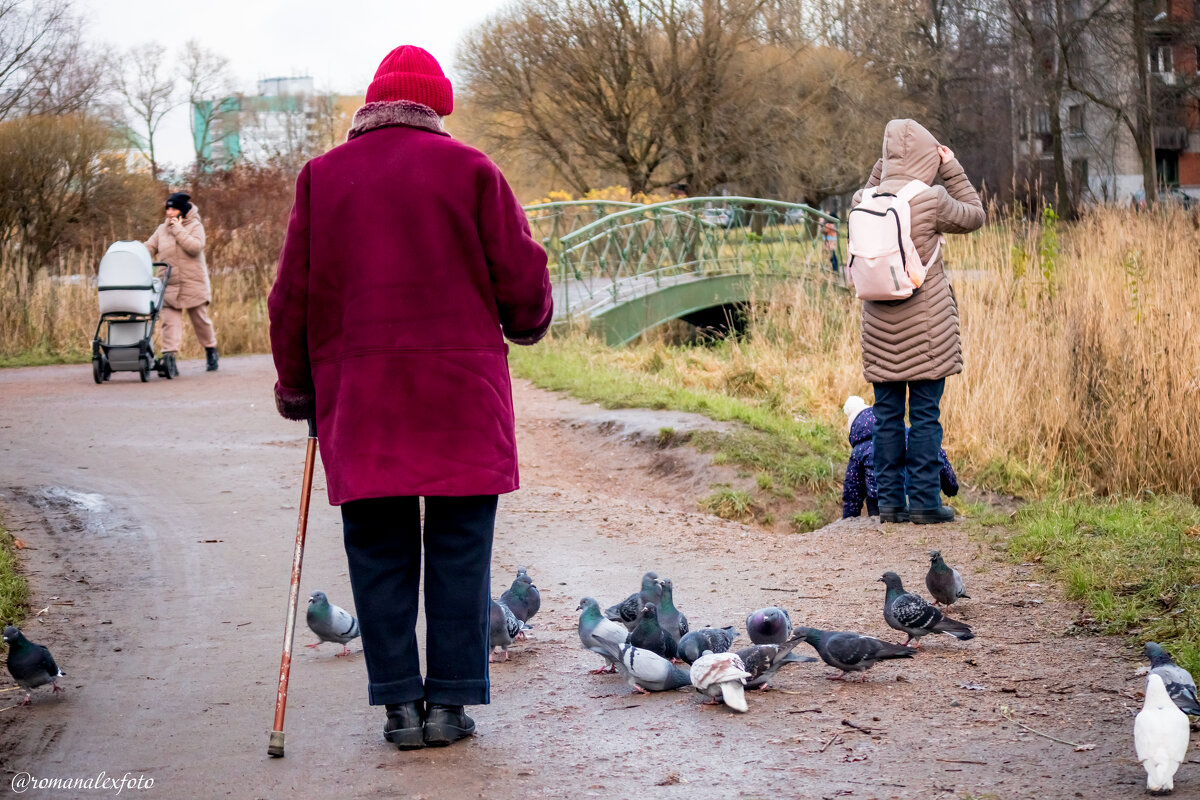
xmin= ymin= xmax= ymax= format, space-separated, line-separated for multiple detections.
xmin=881 ymin=119 xmax=941 ymax=185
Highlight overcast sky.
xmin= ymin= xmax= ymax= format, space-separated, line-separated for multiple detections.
xmin=78 ymin=0 xmax=507 ymax=167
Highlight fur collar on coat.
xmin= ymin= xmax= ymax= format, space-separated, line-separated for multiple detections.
xmin=346 ymin=100 xmax=447 ymax=140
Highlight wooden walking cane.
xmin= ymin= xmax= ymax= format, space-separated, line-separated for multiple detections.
xmin=268 ymin=418 xmax=318 ymax=758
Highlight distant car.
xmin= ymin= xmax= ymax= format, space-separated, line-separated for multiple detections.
xmin=700 ymin=207 xmax=732 ymax=227
xmin=1132 ymin=187 xmax=1194 ymax=210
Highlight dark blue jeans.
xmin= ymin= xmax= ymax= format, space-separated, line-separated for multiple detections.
xmin=872 ymin=379 xmax=946 ymax=511
xmin=341 ymin=495 xmax=497 ymax=707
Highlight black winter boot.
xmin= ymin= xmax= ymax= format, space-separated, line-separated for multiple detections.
xmin=383 ymin=701 xmax=425 ymax=750
xmin=423 ymin=704 xmax=475 ymax=746
xmin=205 ymin=347 xmax=219 ymax=372
xmin=156 ymin=352 xmax=178 ymax=380
xmin=879 ymin=506 xmax=910 ymax=524
xmin=911 ymin=505 xmax=955 ymax=524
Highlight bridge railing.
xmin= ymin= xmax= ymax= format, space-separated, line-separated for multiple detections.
xmin=524 ymin=197 xmax=842 ymax=317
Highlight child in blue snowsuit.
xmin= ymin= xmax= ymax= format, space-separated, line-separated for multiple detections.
xmin=842 ymin=396 xmax=958 ymax=518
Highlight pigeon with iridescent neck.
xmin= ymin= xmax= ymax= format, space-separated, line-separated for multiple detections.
xmin=3 ymin=625 xmax=65 ymax=705
xmin=305 ymin=591 xmax=360 ymax=656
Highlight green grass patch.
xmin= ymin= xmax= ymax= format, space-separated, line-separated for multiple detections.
xmin=0 ymin=523 xmax=29 ymax=625
xmin=789 ymin=511 xmax=825 ymax=533
xmin=0 ymin=347 xmax=89 ymax=369
xmin=1008 ymin=495 xmax=1200 ymax=674
xmin=700 ymin=487 xmax=758 ymax=521
xmin=511 ymin=335 xmax=845 ymax=526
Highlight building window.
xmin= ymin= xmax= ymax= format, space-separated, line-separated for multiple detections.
xmin=1072 ymin=159 xmax=1089 ymax=191
xmin=1068 ymin=104 xmax=1085 ymax=134
xmin=1150 ymin=45 xmax=1174 ymax=74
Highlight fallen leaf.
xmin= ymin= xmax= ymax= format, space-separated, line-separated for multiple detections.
xmin=12 ymin=538 xmax=25 ymax=549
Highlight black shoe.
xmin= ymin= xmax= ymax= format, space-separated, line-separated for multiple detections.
xmin=423 ymin=704 xmax=475 ymax=747
xmin=384 ymin=701 xmax=425 ymax=750
xmin=911 ymin=505 xmax=955 ymax=525
xmin=205 ymin=347 xmax=219 ymax=372
xmin=879 ymin=506 xmax=910 ymax=523
xmin=156 ymin=352 xmax=178 ymax=380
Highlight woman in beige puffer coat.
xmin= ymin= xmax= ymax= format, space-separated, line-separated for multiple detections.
xmin=144 ymin=192 xmax=219 ymax=376
xmin=851 ymin=119 xmax=984 ymax=524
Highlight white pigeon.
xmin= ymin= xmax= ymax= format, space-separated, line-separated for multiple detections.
xmin=1135 ymin=673 xmax=1190 ymax=795
xmin=690 ymin=650 xmax=752 ymax=712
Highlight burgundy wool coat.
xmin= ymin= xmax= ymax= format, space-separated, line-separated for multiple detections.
xmin=268 ymin=101 xmax=553 ymax=504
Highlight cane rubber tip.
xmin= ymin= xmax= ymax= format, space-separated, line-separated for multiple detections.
xmin=267 ymin=730 xmax=285 ymax=758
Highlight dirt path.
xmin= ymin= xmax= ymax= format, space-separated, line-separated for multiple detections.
xmin=0 ymin=356 xmax=1170 ymax=799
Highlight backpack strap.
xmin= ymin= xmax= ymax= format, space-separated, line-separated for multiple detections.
xmin=895 ymin=179 xmax=929 ymax=203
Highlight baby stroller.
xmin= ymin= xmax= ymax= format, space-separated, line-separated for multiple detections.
xmin=92 ymin=241 xmax=172 ymax=383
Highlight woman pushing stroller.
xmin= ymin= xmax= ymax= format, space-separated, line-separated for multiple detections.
xmin=144 ymin=192 xmax=219 ymax=376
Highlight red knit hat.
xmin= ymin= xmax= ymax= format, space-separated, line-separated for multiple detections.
xmin=365 ymin=45 xmax=453 ymax=116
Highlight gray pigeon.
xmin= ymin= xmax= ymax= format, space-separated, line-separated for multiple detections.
xmin=925 ymin=551 xmax=969 ymax=607
xmin=1145 ymin=642 xmax=1200 ymax=716
xmin=501 ymin=568 xmax=541 ymax=624
xmin=797 ymin=626 xmax=916 ymax=680
xmin=746 ymin=606 xmax=792 ymax=645
xmin=879 ymin=572 xmax=973 ymax=646
xmin=606 ymin=572 xmax=661 ymax=629
xmin=577 ymin=597 xmax=630 ymax=673
xmin=677 ymin=627 xmax=738 ymax=664
xmin=690 ymin=650 xmax=751 ymax=712
xmin=3 ymin=625 xmax=64 ymax=705
xmin=614 ymin=642 xmax=692 ymax=693
xmin=306 ymin=590 xmax=361 ymax=656
xmin=736 ymin=630 xmax=815 ymax=689
xmin=490 ymin=599 xmax=523 ymax=662
xmin=627 ymin=602 xmax=677 ymax=661
xmin=657 ymin=578 xmax=689 ymax=642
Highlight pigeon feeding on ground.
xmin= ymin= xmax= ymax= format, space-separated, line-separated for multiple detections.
xmin=577 ymin=597 xmax=630 ymax=674
xmin=628 ymin=602 xmax=677 ymax=661
xmin=657 ymin=578 xmax=689 ymax=642
xmin=3 ymin=625 xmax=64 ymax=705
xmin=746 ymin=607 xmax=792 ymax=645
xmin=678 ymin=627 xmax=738 ymax=664
xmin=1136 ymin=673 xmax=1190 ymax=795
xmin=925 ymin=550 xmax=970 ymax=608
xmin=690 ymin=650 xmax=752 ymax=712
xmin=305 ymin=591 xmax=361 ymax=656
xmin=736 ymin=630 xmax=815 ymax=690
xmin=490 ymin=599 xmax=523 ymax=662
xmin=501 ymin=569 xmax=541 ymax=640
xmin=1145 ymin=642 xmax=1200 ymax=716
xmin=796 ymin=626 xmax=916 ymax=681
xmin=614 ymin=642 xmax=692 ymax=694
xmin=606 ymin=572 xmax=661 ymax=630
xmin=879 ymin=572 xmax=973 ymax=647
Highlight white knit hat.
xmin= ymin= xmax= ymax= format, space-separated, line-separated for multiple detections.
xmin=843 ymin=395 xmax=869 ymax=432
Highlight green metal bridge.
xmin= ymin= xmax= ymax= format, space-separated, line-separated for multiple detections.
xmin=524 ymin=197 xmax=846 ymax=345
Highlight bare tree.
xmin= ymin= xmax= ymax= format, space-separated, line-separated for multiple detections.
xmin=115 ymin=42 xmax=178 ymax=179
xmin=181 ymin=39 xmax=234 ymax=177
xmin=0 ymin=0 xmax=103 ymax=118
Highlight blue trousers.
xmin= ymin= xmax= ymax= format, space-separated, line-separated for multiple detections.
xmin=341 ymin=495 xmax=497 ymax=707
xmin=872 ymin=379 xmax=945 ymax=511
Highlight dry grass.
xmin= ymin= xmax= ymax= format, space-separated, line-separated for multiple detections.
xmin=0 ymin=252 xmax=272 ymax=365
xmin=525 ymin=206 xmax=1200 ymax=502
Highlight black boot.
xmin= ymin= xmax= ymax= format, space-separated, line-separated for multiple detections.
xmin=423 ymin=704 xmax=475 ymax=747
xmin=879 ymin=506 xmax=910 ymax=524
xmin=156 ymin=352 xmax=177 ymax=380
xmin=205 ymin=347 xmax=219 ymax=372
xmin=911 ymin=505 xmax=955 ymax=525
xmin=384 ymin=701 xmax=425 ymax=750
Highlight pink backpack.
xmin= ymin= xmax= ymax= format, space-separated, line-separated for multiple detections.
xmin=846 ymin=179 xmax=941 ymax=301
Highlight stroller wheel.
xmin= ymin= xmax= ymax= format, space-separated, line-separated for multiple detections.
xmin=92 ymin=357 xmax=103 ymax=385
xmin=102 ymin=357 xmax=112 ymax=381
xmin=139 ymin=356 xmax=150 ymax=382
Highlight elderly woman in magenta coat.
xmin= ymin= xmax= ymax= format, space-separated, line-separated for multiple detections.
xmin=268 ymin=45 xmax=552 ymax=750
